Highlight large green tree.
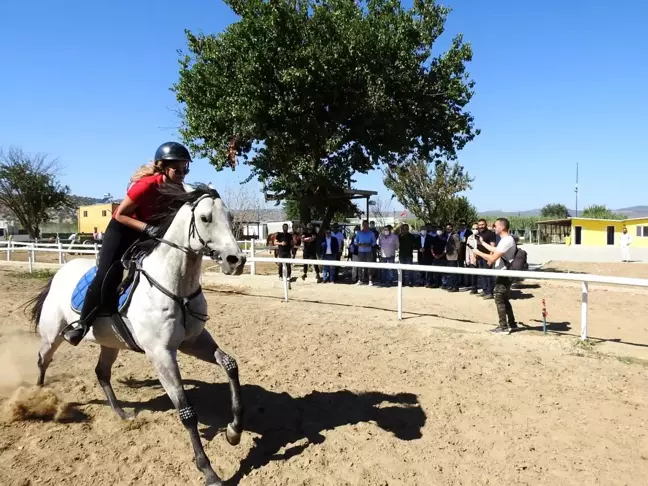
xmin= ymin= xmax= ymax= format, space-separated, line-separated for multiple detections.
xmin=174 ymin=0 xmax=478 ymax=227
xmin=0 ymin=147 xmax=71 ymax=239
xmin=540 ymin=203 xmax=570 ymax=219
xmin=384 ymin=158 xmax=474 ymax=224
xmin=581 ymin=204 xmax=625 ymax=220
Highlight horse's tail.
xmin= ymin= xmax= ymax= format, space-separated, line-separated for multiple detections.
xmin=23 ymin=276 xmax=54 ymax=332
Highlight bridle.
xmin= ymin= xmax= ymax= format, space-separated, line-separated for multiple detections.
xmin=155 ymin=194 xmax=217 ymax=259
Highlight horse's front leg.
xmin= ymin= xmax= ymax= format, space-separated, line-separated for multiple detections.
xmin=149 ymin=347 xmax=221 ymax=486
xmin=179 ymin=330 xmax=243 ymax=446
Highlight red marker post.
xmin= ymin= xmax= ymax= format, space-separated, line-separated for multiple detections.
xmin=542 ymin=298 xmax=548 ymax=335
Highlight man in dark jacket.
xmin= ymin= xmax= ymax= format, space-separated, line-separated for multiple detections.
xmin=444 ymin=223 xmax=461 ymax=292
xmin=430 ymin=223 xmax=447 ymax=288
xmin=476 ymin=219 xmax=496 ymax=299
xmin=398 ymin=224 xmax=416 ymax=287
xmin=300 ymin=223 xmax=320 ymax=282
xmin=457 ymin=220 xmax=469 ymax=288
xmin=316 ymin=227 xmax=340 ymax=283
xmin=413 ymin=225 xmax=433 ymax=287
xmin=276 ymin=223 xmax=293 ymax=280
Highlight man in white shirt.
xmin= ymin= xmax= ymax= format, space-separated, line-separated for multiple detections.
xmin=471 ymin=217 xmax=518 ymax=334
xmin=620 ymin=227 xmax=632 ymax=262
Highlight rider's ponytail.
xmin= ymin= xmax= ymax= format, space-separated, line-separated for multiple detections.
xmin=129 ymin=161 xmax=164 ymax=185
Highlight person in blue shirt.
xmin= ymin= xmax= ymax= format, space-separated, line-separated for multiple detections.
xmin=354 ymin=220 xmax=377 ymax=286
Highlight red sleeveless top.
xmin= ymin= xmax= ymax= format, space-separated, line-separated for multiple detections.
xmin=116 ymin=173 xmax=166 ymax=224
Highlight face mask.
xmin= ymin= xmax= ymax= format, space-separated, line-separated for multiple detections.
xmin=383 ymin=230 xmax=390 ymax=236
xmin=472 ymin=229 xmax=478 ymax=235
xmin=420 ymin=230 xmax=427 ymax=236
xmin=436 ymin=230 xmax=443 ymax=236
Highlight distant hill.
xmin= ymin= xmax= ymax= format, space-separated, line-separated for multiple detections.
xmin=0 ymin=194 xmax=105 ymax=224
xmin=480 ymin=206 xmax=648 ymax=219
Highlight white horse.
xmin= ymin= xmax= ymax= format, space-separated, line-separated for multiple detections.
xmin=27 ymin=184 xmax=246 ymax=486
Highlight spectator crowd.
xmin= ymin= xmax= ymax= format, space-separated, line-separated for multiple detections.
xmin=271 ymin=217 xmax=521 ymax=334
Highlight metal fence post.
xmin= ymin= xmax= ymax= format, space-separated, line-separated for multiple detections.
xmin=580 ymin=281 xmax=589 ymax=340
xmin=250 ymin=239 xmax=256 ymax=276
xmin=58 ymin=241 xmax=63 ymax=265
xmin=28 ymin=250 xmax=33 ymax=274
xmin=94 ymin=243 xmax=99 ymax=264
xmin=31 ymin=243 xmax=36 ymax=263
xmin=282 ymin=262 xmax=289 ymax=302
xmin=5 ymin=241 xmax=10 ymax=261
xmin=397 ymin=269 xmax=403 ymax=320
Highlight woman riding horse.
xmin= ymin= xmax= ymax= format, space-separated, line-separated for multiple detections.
xmin=63 ymin=142 xmax=193 ymax=346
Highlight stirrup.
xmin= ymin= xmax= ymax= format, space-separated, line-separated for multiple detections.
xmin=61 ymin=320 xmax=88 ymax=344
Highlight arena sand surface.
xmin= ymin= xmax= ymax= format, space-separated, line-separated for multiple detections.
xmin=1 ymin=260 xmax=647 ymax=486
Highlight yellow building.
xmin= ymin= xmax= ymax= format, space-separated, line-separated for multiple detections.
xmin=538 ymin=217 xmax=648 ymax=248
xmin=78 ymin=203 xmax=119 ymax=234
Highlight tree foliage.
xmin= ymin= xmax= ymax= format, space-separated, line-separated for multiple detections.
xmin=384 ymin=158 xmax=474 ymax=225
xmin=540 ymin=203 xmax=570 ymax=219
xmin=283 ymin=199 xmax=356 ymax=226
xmin=174 ymin=0 xmax=478 ymax=227
xmin=0 ymin=147 xmax=71 ymax=239
xmin=443 ymin=196 xmax=479 ymax=225
xmin=581 ymin=204 xmax=626 ymax=220
xmin=506 ymin=215 xmax=541 ymax=231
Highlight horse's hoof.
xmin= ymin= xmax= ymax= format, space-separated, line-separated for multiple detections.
xmin=117 ymin=409 xmax=136 ymax=421
xmin=226 ymin=423 xmax=241 ymax=446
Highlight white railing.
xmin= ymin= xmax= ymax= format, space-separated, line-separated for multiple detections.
xmin=247 ymin=256 xmax=648 ymax=342
xmin=0 ymin=239 xmax=264 ymax=273
xmin=4 ymin=239 xmax=647 ymax=341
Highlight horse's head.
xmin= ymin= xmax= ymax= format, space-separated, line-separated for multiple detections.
xmin=153 ymin=184 xmax=246 ymax=275
xmin=187 ymin=192 xmax=247 ymax=275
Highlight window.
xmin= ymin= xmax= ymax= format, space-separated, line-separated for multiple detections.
xmin=637 ymin=226 xmax=648 ymax=237
xmin=102 ymin=210 xmax=107 ymax=217
xmin=83 ymin=211 xmax=88 ymax=217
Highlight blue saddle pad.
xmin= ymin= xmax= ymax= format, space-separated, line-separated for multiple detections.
xmin=71 ymin=266 xmax=134 ymax=314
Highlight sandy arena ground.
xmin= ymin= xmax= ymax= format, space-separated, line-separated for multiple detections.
xmin=1 ymin=259 xmax=648 ymax=485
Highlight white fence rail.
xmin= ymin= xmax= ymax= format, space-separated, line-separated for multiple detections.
xmin=249 ymin=256 xmax=648 ymax=342
xmin=4 ymin=239 xmax=648 ymax=341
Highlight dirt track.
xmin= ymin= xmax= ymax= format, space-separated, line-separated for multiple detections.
xmin=1 ymin=262 xmax=648 ymax=485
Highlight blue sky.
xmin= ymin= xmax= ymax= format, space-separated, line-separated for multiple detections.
xmin=1 ymin=0 xmax=646 ymax=212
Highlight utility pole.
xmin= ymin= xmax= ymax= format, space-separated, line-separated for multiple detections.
xmin=574 ymin=163 xmax=579 ymax=217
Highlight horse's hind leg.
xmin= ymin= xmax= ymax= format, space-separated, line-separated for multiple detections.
xmin=179 ymin=330 xmax=243 ymax=446
xmin=37 ymin=336 xmax=63 ymax=387
xmin=96 ymin=346 xmax=133 ymax=420
xmin=149 ymin=348 xmax=222 ymax=486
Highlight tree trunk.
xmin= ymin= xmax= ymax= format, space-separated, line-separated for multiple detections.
xmin=321 ymin=204 xmax=336 ymax=232
xmin=299 ymin=198 xmax=311 ymax=226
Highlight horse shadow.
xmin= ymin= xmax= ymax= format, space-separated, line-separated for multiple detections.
xmin=91 ymin=379 xmax=426 ymax=483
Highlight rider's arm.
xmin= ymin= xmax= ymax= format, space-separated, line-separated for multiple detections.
xmin=113 ymin=196 xmax=147 ymax=233
xmin=113 ymin=177 xmax=156 ymax=233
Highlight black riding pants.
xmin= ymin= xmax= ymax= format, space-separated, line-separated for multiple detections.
xmin=79 ymin=219 xmax=140 ymax=325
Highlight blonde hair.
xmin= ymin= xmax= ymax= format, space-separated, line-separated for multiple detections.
xmin=130 ymin=161 xmax=164 ymax=185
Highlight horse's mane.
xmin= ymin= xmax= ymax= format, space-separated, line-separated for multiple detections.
xmin=135 ymin=183 xmax=221 ymax=256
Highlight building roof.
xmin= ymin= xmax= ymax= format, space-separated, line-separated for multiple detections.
xmin=537 ymin=216 xmax=648 ymax=225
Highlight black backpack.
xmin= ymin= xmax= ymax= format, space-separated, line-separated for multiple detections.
xmin=503 ymin=247 xmax=528 ymax=271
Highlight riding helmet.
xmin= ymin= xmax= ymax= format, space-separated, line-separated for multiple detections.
xmin=154 ymin=142 xmax=192 ymax=162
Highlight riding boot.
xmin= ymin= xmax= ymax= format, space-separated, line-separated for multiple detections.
xmin=62 ymin=286 xmax=100 ymax=346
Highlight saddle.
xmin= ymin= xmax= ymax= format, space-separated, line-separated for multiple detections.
xmin=70 ymin=244 xmax=148 ymax=352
